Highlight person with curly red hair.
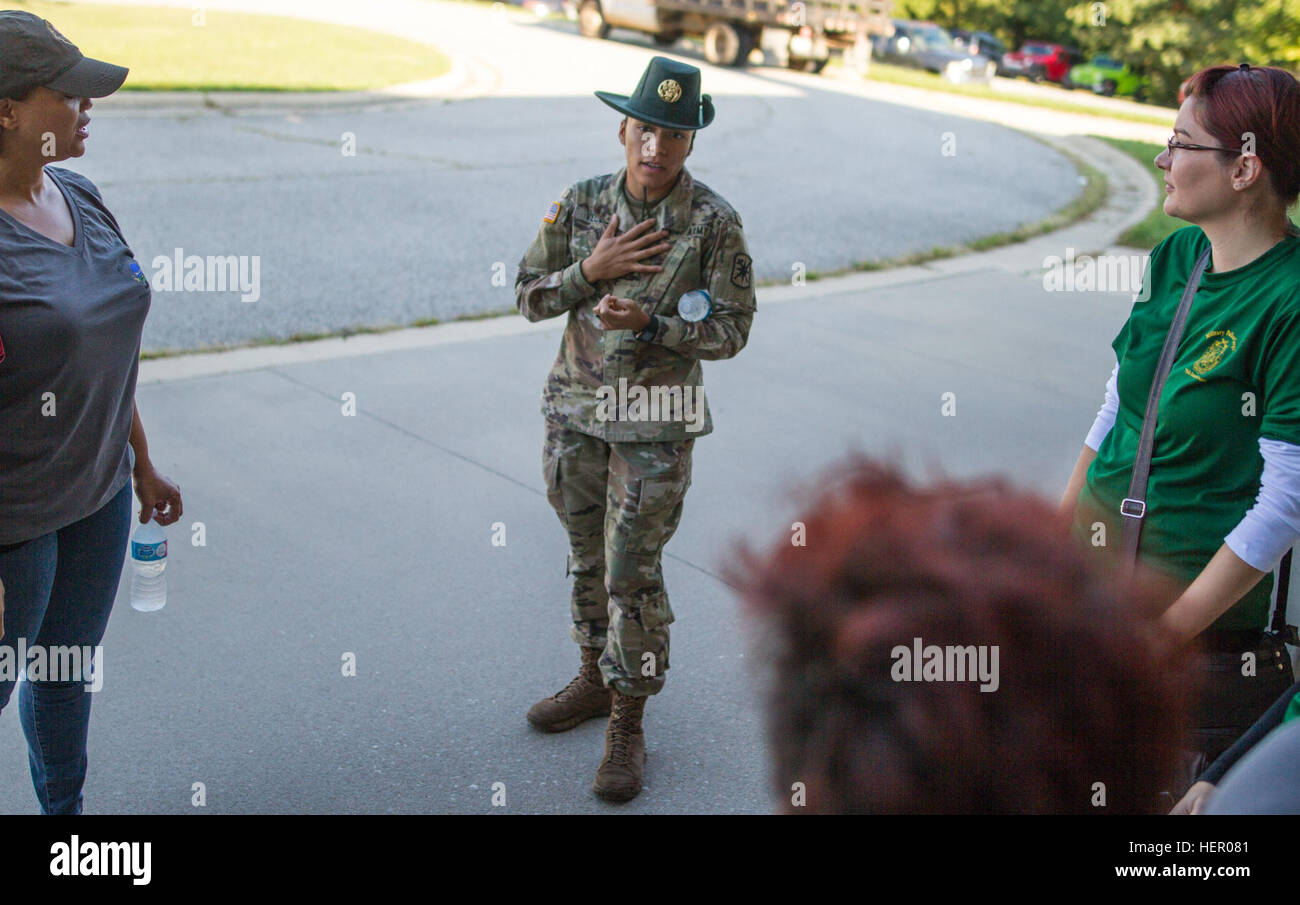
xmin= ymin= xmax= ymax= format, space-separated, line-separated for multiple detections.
xmin=733 ymin=460 xmax=1191 ymax=814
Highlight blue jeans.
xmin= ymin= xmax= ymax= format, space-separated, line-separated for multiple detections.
xmin=0 ymin=479 xmax=131 ymax=815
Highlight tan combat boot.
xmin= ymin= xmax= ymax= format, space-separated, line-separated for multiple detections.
xmin=592 ymin=692 xmax=647 ymax=802
xmin=526 ymin=646 xmax=612 ymax=732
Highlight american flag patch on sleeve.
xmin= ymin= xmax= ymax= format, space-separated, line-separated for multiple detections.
xmin=543 ymin=201 xmax=561 ymax=224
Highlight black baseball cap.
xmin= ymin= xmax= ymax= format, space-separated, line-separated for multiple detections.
xmin=0 ymin=10 xmax=128 ymax=99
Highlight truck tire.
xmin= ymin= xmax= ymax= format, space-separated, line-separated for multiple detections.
xmin=578 ymin=0 xmax=609 ymax=39
xmin=704 ymin=22 xmax=753 ymax=66
xmin=1100 ymin=79 xmax=1118 ymax=96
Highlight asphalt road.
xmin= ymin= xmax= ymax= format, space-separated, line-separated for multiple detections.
xmin=66 ymin=0 xmax=1082 ymax=352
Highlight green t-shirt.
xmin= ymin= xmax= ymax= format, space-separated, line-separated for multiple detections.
xmin=1075 ymin=225 xmax=1300 ymax=630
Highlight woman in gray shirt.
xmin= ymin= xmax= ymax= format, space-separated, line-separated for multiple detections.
xmin=0 ymin=11 xmax=182 ymax=815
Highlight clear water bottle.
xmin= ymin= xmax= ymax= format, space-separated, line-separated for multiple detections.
xmin=130 ymin=518 xmax=168 ymax=612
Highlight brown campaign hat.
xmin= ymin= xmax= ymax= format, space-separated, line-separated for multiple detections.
xmin=0 ymin=10 xmax=127 ymax=99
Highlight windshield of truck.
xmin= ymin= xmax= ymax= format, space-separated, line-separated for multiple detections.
xmin=1022 ymin=44 xmax=1052 ymax=56
xmin=917 ymin=26 xmax=954 ymax=50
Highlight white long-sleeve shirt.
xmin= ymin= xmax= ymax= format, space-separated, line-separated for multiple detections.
xmin=1085 ymin=356 xmax=1300 ymax=571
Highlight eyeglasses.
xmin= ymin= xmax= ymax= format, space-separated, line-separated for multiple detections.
xmin=1166 ymin=137 xmax=1240 ymax=155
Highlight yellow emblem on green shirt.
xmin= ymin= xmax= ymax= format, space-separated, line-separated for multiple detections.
xmin=1186 ymin=329 xmax=1237 ymax=382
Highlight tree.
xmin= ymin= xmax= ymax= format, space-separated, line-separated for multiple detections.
xmin=1065 ymin=0 xmax=1300 ymax=105
xmin=890 ymin=0 xmax=1299 ymax=106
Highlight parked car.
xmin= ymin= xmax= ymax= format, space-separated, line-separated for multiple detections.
xmin=873 ymin=20 xmax=996 ymax=83
xmin=950 ymin=28 xmax=1005 ymax=69
xmin=1000 ymin=42 xmax=1083 ymax=83
xmin=1067 ymin=55 xmax=1148 ymax=98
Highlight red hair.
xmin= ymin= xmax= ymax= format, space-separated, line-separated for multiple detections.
xmin=1183 ymin=65 xmax=1300 ymax=205
xmin=728 ymin=459 xmax=1191 ymax=814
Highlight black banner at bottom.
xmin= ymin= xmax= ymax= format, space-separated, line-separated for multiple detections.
xmin=0 ymin=814 xmax=1287 ymax=891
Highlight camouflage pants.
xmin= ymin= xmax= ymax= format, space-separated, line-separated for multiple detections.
xmin=542 ymin=421 xmax=693 ymax=696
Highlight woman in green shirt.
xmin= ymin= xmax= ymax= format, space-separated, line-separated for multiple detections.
xmin=1061 ymin=64 xmax=1300 ymax=772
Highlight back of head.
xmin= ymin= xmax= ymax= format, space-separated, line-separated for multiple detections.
xmin=731 ymin=459 xmax=1191 ymax=814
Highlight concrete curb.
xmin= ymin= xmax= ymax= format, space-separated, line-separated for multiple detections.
xmin=137 ymin=316 xmax=559 ymax=383
xmin=97 ymin=60 xmax=476 ymax=116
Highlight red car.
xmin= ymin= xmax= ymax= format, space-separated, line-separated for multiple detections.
xmin=1000 ymin=42 xmax=1084 ymax=83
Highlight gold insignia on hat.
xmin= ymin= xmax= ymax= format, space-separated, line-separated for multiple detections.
xmin=657 ymin=79 xmax=682 ymax=103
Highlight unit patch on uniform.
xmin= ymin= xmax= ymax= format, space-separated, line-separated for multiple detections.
xmin=730 ymin=253 xmax=752 ymax=289
xmin=543 ymin=201 xmax=561 ymax=224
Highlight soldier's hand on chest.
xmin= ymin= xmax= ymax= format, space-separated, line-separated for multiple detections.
xmin=595 ymin=294 xmax=651 ymax=332
xmin=581 ymin=214 xmax=672 ymax=283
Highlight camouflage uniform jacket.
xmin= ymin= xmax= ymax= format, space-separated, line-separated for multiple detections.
xmin=515 ymin=167 xmax=756 ymax=442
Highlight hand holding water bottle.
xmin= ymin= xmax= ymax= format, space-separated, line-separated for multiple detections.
xmin=132 ymin=459 xmax=182 ymax=526
xmin=131 ymin=458 xmax=182 ymax=613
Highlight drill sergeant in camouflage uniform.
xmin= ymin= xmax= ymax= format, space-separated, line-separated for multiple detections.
xmin=515 ymin=57 xmax=755 ymax=802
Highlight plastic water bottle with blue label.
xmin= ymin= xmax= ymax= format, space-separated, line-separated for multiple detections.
xmin=677 ymin=289 xmax=711 ymax=322
xmin=130 ymin=518 xmax=168 ymax=612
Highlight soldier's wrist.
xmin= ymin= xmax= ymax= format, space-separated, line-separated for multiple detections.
xmin=569 ymin=258 xmax=597 ymax=297
xmin=635 ymin=315 xmax=660 ymax=342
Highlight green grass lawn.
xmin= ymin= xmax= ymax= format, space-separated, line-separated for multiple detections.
xmin=849 ymin=60 xmax=1177 ymax=128
xmin=13 ymin=0 xmax=451 ymax=91
xmin=1096 ymin=136 xmax=1300 ymax=248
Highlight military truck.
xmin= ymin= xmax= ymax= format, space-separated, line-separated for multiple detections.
xmin=576 ymin=0 xmax=894 ymax=73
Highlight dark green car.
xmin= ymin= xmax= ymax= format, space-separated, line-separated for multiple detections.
xmin=1067 ymin=56 xmax=1148 ymax=98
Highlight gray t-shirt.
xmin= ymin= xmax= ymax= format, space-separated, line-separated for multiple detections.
xmin=0 ymin=166 xmax=151 ymax=544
